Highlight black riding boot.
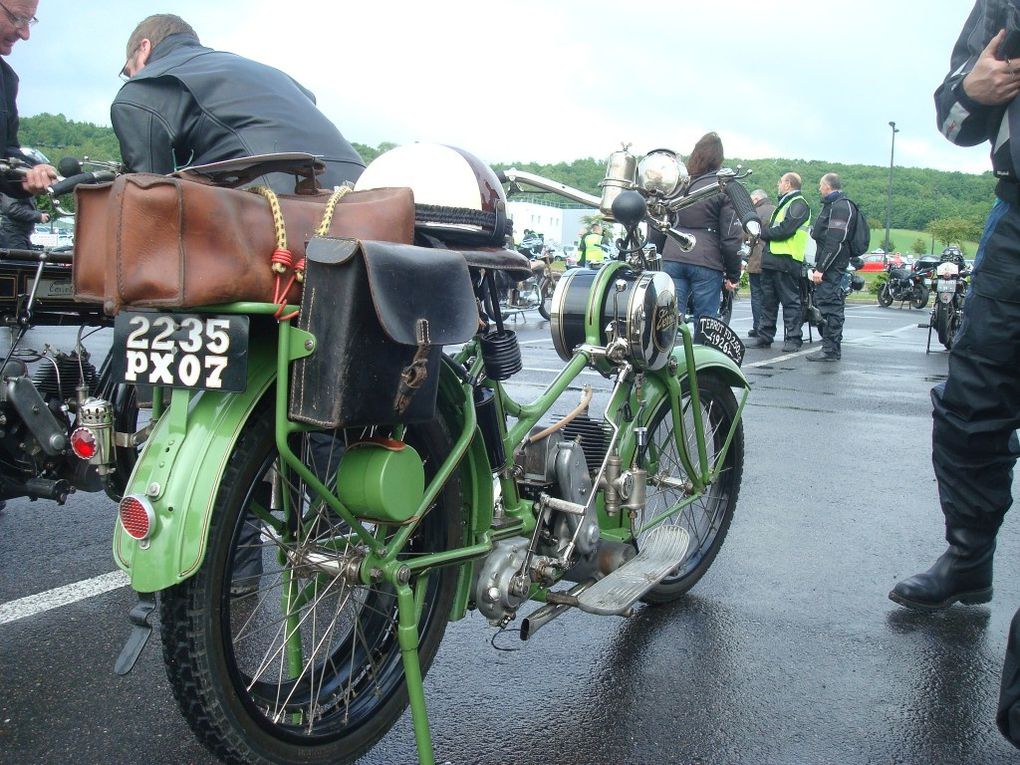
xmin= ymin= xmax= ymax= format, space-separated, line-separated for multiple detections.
xmin=888 ymin=525 xmax=995 ymax=611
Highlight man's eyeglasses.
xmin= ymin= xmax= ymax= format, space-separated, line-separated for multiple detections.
xmin=0 ymin=1 xmax=37 ymax=29
xmin=119 ymin=45 xmax=139 ymax=82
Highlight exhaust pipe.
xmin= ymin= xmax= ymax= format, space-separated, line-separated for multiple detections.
xmin=520 ymin=580 xmax=595 ymax=641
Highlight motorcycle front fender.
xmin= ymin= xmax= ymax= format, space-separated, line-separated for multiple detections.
xmin=597 ymin=342 xmax=748 ymax=541
xmin=112 ymin=338 xmax=276 ymax=593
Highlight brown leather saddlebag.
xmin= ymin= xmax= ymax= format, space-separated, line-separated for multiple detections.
xmin=72 ymin=173 xmax=414 ymax=315
xmin=289 ymin=236 xmax=480 ymax=428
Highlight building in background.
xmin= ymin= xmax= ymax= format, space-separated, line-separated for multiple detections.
xmin=506 ymin=199 xmax=618 ymax=253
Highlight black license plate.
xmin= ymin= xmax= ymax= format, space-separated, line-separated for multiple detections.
xmin=696 ymin=316 xmax=745 ymax=367
xmin=112 ymin=312 xmax=249 ymax=392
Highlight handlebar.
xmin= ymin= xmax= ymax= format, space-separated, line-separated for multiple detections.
xmin=0 ymin=247 xmax=73 ymax=265
xmin=47 ymin=170 xmax=117 ymax=197
xmin=498 ymin=169 xmax=602 ymax=209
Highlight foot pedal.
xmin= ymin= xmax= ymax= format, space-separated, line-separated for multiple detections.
xmin=576 ymin=525 xmax=690 ymax=616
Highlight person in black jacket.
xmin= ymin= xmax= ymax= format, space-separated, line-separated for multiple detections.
xmin=0 ymin=1 xmax=58 ymax=195
xmin=806 ymin=173 xmax=856 ymax=361
xmin=0 ymin=192 xmax=47 ymax=248
xmin=650 ymin=132 xmax=742 ymax=331
xmin=113 ymin=14 xmax=365 ymax=193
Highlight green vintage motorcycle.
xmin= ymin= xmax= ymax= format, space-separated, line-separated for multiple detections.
xmin=98 ymin=143 xmax=758 ymax=765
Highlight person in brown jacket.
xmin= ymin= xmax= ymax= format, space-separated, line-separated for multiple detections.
xmin=745 ymin=189 xmax=775 ymax=337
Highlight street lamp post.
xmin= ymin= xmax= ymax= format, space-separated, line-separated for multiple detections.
xmin=884 ymin=120 xmax=900 ymax=262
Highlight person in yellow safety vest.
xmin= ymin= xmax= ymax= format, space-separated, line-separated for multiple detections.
xmin=578 ymin=222 xmax=606 ymax=267
xmin=750 ymin=172 xmax=812 ymax=353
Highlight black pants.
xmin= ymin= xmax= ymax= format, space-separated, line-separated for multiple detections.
xmin=935 ymin=200 xmax=1020 ymax=747
xmin=758 ymin=267 xmax=802 ymax=344
xmin=813 ymin=275 xmax=846 ymax=358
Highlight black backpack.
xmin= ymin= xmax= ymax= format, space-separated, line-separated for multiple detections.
xmin=845 ymin=198 xmax=870 ymax=260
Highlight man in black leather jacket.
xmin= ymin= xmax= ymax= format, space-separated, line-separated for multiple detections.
xmin=806 ymin=173 xmax=856 ymax=361
xmin=112 ymin=14 xmax=365 ymax=193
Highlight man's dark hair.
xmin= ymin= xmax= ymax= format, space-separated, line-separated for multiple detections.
xmin=126 ymin=14 xmax=199 ymax=58
xmin=821 ymin=172 xmax=842 ymax=190
xmin=686 ymin=132 xmax=724 ymax=178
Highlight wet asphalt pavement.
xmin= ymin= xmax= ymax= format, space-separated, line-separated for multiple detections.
xmin=2 ymin=299 xmax=1019 ymax=765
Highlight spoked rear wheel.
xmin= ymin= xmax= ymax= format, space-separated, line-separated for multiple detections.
xmin=637 ymin=373 xmax=743 ymax=603
xmin=159 ymin=403 xmax=461 ymax=765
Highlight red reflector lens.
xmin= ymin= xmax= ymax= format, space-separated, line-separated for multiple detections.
xmin=119 ymin=495 xmax=153 ymax=540
xmin=70 ymin=427 xmax=97 ymax=459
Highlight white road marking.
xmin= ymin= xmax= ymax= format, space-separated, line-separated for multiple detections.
xmin=0 ymin=569 xmax=129 ymax=626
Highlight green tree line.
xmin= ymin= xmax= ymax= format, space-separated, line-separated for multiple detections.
xmin=19 ymin=114 xmax=996 ymax=237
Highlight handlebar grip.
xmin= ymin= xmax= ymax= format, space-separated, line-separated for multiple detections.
xmin=495 ymin=170 xmax=508 ymax=183
xmin=48 ymin=170 xmax=116 ymax=197
xmin=725 ymin=181 xmax=761 ymax=237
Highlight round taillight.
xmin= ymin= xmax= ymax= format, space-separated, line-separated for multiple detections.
xmin=70 ymin=427 xmax=97 ymax=459
xmin=119 ymin=494 xmax=155 ymax=540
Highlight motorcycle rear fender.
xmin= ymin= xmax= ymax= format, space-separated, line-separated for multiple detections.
xmin=435 ymin=358 xmax=494 ymax=621
xmin=113 ymin=339 xmax=276 ymax=593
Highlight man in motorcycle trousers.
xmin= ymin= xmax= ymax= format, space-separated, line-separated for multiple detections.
xmin=886 ymin=1 xmax=1020 ymax=749
xmin=806 ymin=173 xmax=856 ymax=362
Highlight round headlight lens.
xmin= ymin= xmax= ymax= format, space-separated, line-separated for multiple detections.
xmin=637 ymin=150 xmax=688 ymax=197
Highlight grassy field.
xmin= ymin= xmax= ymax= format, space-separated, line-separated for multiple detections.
xmin=871 ymin=228 xmax=980 ymax=256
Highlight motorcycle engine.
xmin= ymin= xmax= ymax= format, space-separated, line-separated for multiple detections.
xmin=473 ymin=427 xmax=599 ymax=624
xmin=32 ymin=350 xmax=99 ymax=401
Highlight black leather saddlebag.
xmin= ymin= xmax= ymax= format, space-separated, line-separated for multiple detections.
xmin=289 ymin=237 xmax=479 ymax=428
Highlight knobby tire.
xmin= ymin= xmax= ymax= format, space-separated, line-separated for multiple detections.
xmin=159 ymin=402 xmax=461 ymax=765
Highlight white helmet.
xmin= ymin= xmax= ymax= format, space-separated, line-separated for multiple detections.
xmin=355 ymin=143 xmax=510 ymax=247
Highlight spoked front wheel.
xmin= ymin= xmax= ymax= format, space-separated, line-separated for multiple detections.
xmin=935 ymin=302 xmax=957 ymax=349
xmin=636 ymin=372 xmax=744 ymax=603
xmin=159 ymin=403 xmax=461 ymax=765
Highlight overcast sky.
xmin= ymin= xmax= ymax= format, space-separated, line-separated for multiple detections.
xmin=9 ymin=1 xmax=991 ymax=174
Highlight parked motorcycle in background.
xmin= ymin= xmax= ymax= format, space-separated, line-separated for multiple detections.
xmin=801 ymin=261 xmax=864 ymax=338
xmin=877 ymin=257 xmax=932 ymax=309
xmin=0 ymin=156 xmax=143 ymax=509
xmin=926 ymin=254 xmax=969 ymax=352
xmin=501 ymin=235 xmax=559 ymax=320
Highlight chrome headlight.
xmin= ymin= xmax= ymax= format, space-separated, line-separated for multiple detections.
xmin=637 ymin=149 xmax=688 ymax=198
